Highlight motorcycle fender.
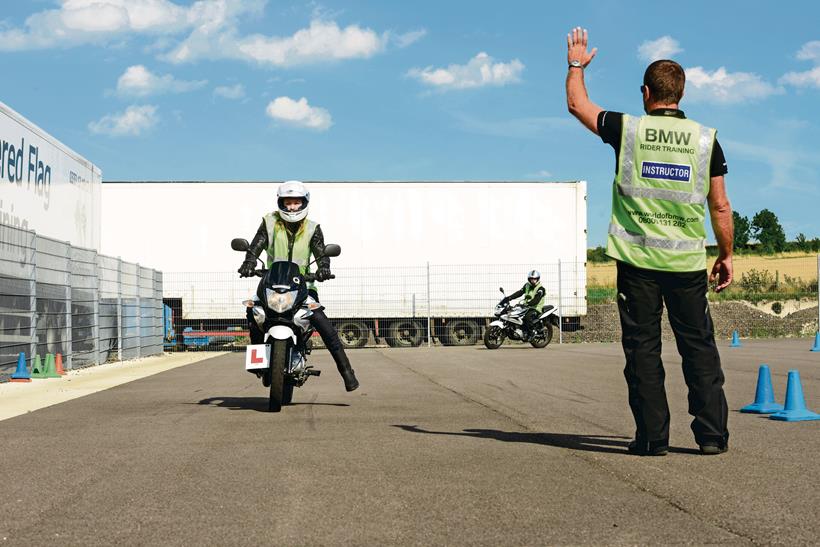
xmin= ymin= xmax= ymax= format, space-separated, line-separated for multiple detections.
xmin=538 ymin=310 xmax=556 ymax=321
xmin=245 ymin=344 xmax=270 ymax=370
xmin=266 ymin=325 xmax=297 ymax=344
xmin=489 ymin=320 xmax=505 ymax=328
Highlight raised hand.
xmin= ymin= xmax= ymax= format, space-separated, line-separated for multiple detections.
xmin=567 ymin=27 xmax=597 ymax=68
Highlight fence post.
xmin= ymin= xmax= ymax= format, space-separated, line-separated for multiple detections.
xmin=135 ymin=263 xmax=141 ymax=359
xmin=30 ymin=232 xmax=37 ymax=366
xmin=558 ymin=259 xmax=563 ymax=344
xmin=117 ymin=258 xmax=123 ymax=362
xmin=93 ymin=250 xmax=100 ymax=365
xmin=426 ymin=262 xmax=431 ymax=348
xmin=65 ymin=244 xmax=73 ymax=371
xmin=817 ymin=254 xmax=819 ymax=337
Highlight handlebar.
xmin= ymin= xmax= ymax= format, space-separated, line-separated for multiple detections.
xmin=242 ymin=269 xmax=335 ymax=282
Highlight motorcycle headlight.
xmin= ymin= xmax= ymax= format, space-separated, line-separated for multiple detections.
xmin=266 ymin=288 xmax=298 ymax=313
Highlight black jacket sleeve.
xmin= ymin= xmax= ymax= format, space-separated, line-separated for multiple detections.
xmin=310 ymin=224 xmax=330 ymax=270
xmin=245 ymin=220 xmax=268 ymax=262
xmin=507 ymin=287 xmax=525 ymax=300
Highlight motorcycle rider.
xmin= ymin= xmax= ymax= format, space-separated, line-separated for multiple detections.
xmin=501 ymin=270 xmax=547 ymax=338
xmin=238 ymin=180 xmax=359 ymax=392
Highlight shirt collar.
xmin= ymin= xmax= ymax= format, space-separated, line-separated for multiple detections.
xmin=649 ymin=108 xmax=686 ymax=118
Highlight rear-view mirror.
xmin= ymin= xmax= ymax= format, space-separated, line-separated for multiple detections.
xmin=323 ymin=244 xmax=341 ymax=258
xmin=231 ymin=238 xmax=249 ymax=252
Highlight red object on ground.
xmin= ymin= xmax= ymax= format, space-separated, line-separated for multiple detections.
xmin=55 ymin=353 xmax=66 ymax=375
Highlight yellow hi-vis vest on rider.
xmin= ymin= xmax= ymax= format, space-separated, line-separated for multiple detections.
xmin=523 ymin=282 xmax=545 ymax=312
xmin=606 ymin=114 xmax=716 ymax=272
xmin=263 ymin=212 xmax=319 ymax=291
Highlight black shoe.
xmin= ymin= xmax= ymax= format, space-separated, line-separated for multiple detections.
xmin=262 ymin=369 xmax=271 ymax=388
xmin=341 ymin=368 xmax=359 ymax=392
xmin=698 ymin=443 xmax=728 ymax=455
xmin=627 ymin=439 xmax=669 ymax=456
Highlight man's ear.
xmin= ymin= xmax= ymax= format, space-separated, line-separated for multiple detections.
xmin=642 ymin=85 xmax=651 ymax=103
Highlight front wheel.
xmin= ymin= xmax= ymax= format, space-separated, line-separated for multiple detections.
xmin=269 ymin=340 xmax=287 ymax=412
xmin=483 ymin=325 xmax=505 ymax=349
xmin=530 ymin=323 xmax=554 ymax=348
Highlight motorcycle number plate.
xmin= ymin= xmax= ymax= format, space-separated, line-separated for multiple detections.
xmin=245 ymin=344 xmax=270 ymax=370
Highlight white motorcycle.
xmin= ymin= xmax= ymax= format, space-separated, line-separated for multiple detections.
xmin=231 ymin=238 xmax=341 ymax=412
xmin=483 ymin=287 xmax=559 ymax=349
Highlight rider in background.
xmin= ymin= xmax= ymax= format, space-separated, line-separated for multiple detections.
xmin=501 ymin=270 xmax=546 ymax=336
xmin=238 ymin=180 xmax=359 ymax=392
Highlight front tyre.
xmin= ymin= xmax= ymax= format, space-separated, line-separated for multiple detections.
xmin=269 ymin=340 xmax=287 ymax=412
xmin=530 ymin=323 xmax=554 ymax=348
xmin=483 ymin=325 xmax=505 ymax=349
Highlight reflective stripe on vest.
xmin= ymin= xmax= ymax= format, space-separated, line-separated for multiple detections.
xmin=608 ymin=222 xmax=705 ymax=252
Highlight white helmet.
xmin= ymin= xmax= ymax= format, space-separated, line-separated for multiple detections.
xmin=527 ymin=270 xmax=540 ymax=286
xmin=277 ymin=180 xmax=310 ymax=223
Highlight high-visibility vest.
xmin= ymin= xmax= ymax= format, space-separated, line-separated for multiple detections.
xmin=523 ymin=282 xmax=545 ymax=311
xmin=263 ymin=212 xmax=318 ymax=291
xmin=607 ymin=114 xmax=715 ymax=272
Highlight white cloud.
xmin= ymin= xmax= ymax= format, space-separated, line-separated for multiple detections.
xmin=88 ymin=105 xmax=159 ymax=136
xmin=265 ymin=96 xmax=332 ymax=131
xmin=213 ymin=83 xmax=246 ymax=99
xmin=796 ymin=40 xmax=820 ymax=63
xmin=779 ymin=66 xmax=820 ymax=89
xmin=393 ymin=29 xmax=426 ymax=48
xmin=164 ymin=19 xmax=387 ymax=66
xmin=526 ymin=170 xmax=553 ymax=179
xmin=116 ymin=65 xmax=207 ymax=97
xmin=0 ymin=0 xmax=219 ymax=50
xmin=638 ymin=36 xmax=683 ymax=62
xmin=684 ymin=66 xmax=782 ymax=104
xmin=408 ymin=52 xmax=524 ymax=90
xmin=778 ymin=41 xmax=820 ymax=89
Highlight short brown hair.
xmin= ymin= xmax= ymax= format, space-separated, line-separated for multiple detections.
xmin=643 ymin=60 xmax=685 ymax=104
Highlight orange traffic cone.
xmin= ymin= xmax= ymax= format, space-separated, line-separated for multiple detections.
xmin=55 ymin=353 xmax=66 ymax=375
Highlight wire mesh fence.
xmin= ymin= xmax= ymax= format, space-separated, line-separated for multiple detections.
xmin=0 ymin=222 xmax=163 ymax=380
xmin=162 ymin=255 xmax=819 ymax=352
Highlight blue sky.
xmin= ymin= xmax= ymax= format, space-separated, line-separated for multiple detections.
xmin=2 ymin=0 xmax=819 ymax=246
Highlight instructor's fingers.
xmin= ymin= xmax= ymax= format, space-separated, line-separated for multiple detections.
xmin=582 ymin=28 xmax=588 ymax=47
xmin=589 ymin=47 xmax=598 ymax=61
xmin=567 ymin=33 xmax=572 ymax=48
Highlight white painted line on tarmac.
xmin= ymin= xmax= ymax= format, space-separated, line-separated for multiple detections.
xmin=0 ymin=353 xmax=226 ymax=422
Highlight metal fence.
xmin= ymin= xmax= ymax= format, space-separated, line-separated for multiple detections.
xmin=0 ymin=223 xmax=163 ymax=380
xmin=160 ymin=255 xmax=819 ymax=351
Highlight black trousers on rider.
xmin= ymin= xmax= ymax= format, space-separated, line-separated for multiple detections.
xmin=246 ymin=291 xmax=354 ymax=384
xmin=523 ymin=309 xmax=539 ymax=332
xmin=616 ymin=261 xmax=729 ymax=449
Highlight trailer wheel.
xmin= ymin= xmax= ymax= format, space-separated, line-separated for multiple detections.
xmin=335 ymin=320 xmax=369 ymax=349
xmin=385 ymin=320 xmax=424 ymax=347
xmin=442 ymin=319 xmax=480 ymax=346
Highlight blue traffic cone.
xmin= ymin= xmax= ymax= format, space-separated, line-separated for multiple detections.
xmin=730 ymin=330 xmax=742 ymax=348
xmin=811 ymin=332 xmax=820 ymax=352
xmin=769 ymin=370 xmax=820 ymax=422
xmin=740 ymin=364 xmax=783 ymax=413
xmin=10 ymin=352 xmax=31 ymax=382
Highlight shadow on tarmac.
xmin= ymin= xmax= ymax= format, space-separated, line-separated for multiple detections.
xmin=393 ymin=425 xmax=700 ymax=455
xmin=197 ymin=397 xmax=349 ymax=412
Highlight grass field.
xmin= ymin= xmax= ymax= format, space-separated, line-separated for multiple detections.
xmin=588 ymin=252 xmax=819 ymax=287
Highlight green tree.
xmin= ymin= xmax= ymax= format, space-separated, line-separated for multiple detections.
xmin=732 ymin=211 xmax=751 ymax=250
xmin=586 ymin=246 xmax=610 ymax=263
xmin=795 ymin=233 xmax=810 ymax=252
xmin=751 ymin=209 xmax=786 ymax=254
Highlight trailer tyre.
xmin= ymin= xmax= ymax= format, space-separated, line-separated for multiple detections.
xmin=335 ymin=320 xmax=369 ymax=349
xmin=442 ymin=319 xmax=480 ymax=346
xmin=385 ymin=320 xmax=424 ymax=347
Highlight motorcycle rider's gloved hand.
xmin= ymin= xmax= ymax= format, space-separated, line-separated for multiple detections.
xmin=315 ymin=267 xmax=332 ymax=281
xmin=238 ymin=260 xmax=257 ymax=278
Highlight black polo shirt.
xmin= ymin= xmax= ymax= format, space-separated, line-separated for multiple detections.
xmin=597 ymin=109 xmax=728 ymax=177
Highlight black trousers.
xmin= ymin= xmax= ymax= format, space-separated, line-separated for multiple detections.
xmin=616 ymin=261 xmax=729 ymax=447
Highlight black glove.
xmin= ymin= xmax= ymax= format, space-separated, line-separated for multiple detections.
xmin=315 ymin=267 xmax=332 ymax=281
xmin=238 ymin=260 xmax=256 ymax=278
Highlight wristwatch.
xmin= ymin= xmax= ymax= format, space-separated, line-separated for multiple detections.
xmin=568 ymin=60 xmax=583 ymax=69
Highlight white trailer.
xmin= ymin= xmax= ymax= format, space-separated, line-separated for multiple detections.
xmin=101 ymin=181 xmax=587 ymax=347
xmin=0 ymin=101 xmax=101 ymax=250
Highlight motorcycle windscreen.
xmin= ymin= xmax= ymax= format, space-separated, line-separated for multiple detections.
xmin=265 ymin=261 xmax=303 ymax=289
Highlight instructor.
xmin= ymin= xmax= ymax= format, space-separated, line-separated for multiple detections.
xmin=565 ymin=28 xmax=733 ymax=456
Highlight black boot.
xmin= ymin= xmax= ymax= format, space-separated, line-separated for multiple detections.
xmin=330 ymin=348 xmax=359 ymax=392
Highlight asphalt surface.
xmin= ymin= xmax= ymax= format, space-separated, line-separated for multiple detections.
xmin=1 ymin=339 xmax=818 ymax=545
